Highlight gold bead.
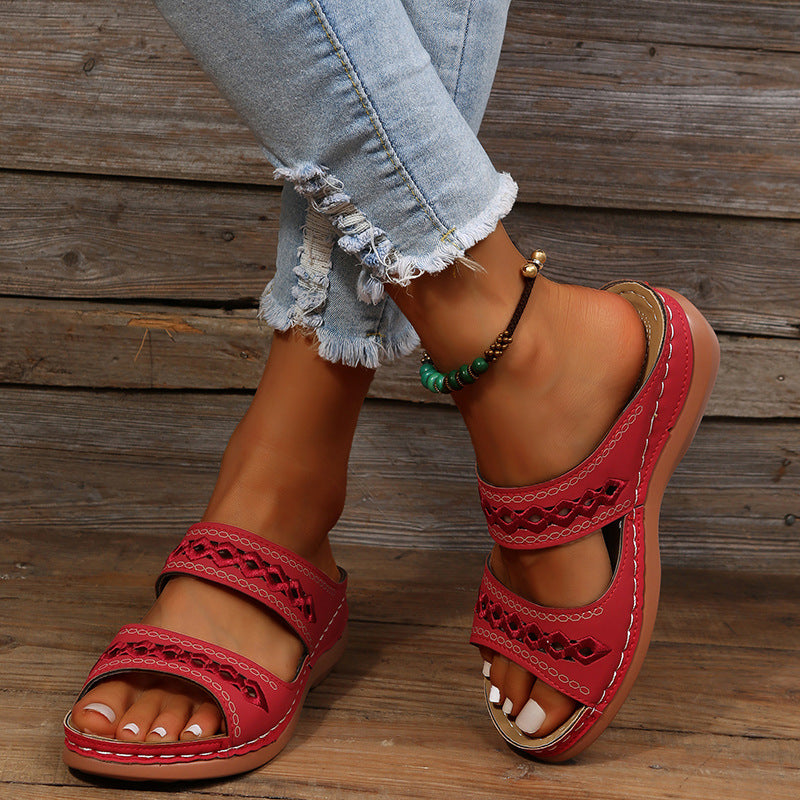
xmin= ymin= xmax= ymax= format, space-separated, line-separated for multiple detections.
xmin=521 ymin=249 xmax=546 ymax=278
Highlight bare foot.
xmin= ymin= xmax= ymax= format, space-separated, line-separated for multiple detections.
xmin=70 ymin=330 xmax=371 ymax=744
xmin=70 ymin=564 xmax=334 ymax=743
xmin=456 ymin=276 xmax=647 ymax=736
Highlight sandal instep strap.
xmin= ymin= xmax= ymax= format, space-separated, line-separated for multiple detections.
xmin=156 ymin=523 xmax=347 ymax=656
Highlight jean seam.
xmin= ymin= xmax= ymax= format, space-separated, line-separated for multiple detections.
xmin=309 ymin=0 xmax=455 ymax=244
xmin=452 ymin=0 xmax=473 ymax=112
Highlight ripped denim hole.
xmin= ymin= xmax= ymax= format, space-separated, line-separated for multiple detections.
xmin=286 ymin=207 xmax=334 ymax=330
xmin=275 ymin=163 xmax=518 ymax=304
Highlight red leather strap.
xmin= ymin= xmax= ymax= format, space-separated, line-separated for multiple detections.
xmin=156 ymin=523 xmax=345 ymax=655
xmin=83 ymin=624 xmax=288 ymax=747
xmin=470 ymin=506 xmax=644 ymax=710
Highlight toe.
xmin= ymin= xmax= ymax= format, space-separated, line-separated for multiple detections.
xmin=115 ymin=685 xmax=164 ymax=742
xmin=145 ymin=689 xmax=196 ymax=743
xmin=180 ymin=701 xmax=224 ymax=741
xmin=526 ymin=679 xmax=579 ymax=737
xmin=487 ymin=655 xmax=509 ymax=706
xmin=499 ymin=661 xmax=535 ymax=717
xmin=72 ymin=680 xmax=135 ymax=737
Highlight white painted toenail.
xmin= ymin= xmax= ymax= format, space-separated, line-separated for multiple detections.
xmin=122 ymin=723 xmax=140 ymax=735
xmin=150 ymin=726 xmax=168 ymax=738
xmin=516 ymin=699 xmax=546 ymax=735
xmin=482 ymin=660 xmax=492 ymax=679
xmin=184 ymin=724 xmax=203 ymax=737
xmin=502 ymin=698 xmax=514 ymax=716
xmin=84 ymin=703 xmax=116 ymax=724
xmin=488 ymin=684 xmax=501 ymax=704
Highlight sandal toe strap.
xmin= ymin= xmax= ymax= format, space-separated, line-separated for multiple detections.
xmin=80 ymin=624 xmax=292 ymax=746
xmin=469 ymin=524 xmax=644 ymax=710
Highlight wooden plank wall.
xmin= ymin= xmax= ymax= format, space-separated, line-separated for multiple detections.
xmin=1 ymin=1 xmax=799 ymax=572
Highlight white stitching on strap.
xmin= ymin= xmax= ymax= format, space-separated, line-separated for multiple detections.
xmin=187 ymin=526 xmax=338 ymax=598
xmin=490 ymin=500 xmax=631 ymax=547
xmin=167 ymin=559 xmax=311 ymax=641
xmin=479 ymin=629 xmax=591 ymax=696
xmin=484 ymin=575 xmax=603 ymax=623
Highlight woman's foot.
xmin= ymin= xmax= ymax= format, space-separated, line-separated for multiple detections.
xmin=462 ymin=276 xmax=646 ymax=737
xmin=70 ymin=331 xmax=373 ymax=743
xmin=389 ymin=227 xmax=647 ymax=738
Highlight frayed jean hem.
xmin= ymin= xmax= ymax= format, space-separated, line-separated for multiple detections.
xmin=275 ymin=164 xmax=518 ymax=304
xmin=259 ymin=285 xmax=421 ymax=369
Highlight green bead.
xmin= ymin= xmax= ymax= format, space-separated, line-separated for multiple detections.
xmin=447 ymin=370 xmax=461 ymax=389
xmin=458 ymin=364 xmax=476 ymax=384
xmin=433 ymin=374 xmax=445 ymax=392
xmin=472 ymin=357 xmax=489 ymax=374
xmin=419 ymin=363 xmax=434 ymax=379
xmin=423 ymin=374 xmax=438 ymax=392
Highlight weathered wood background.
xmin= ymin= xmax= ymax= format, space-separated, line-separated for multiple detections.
xmin=2 ymin=0 xmax=798 ymax=572
xmin=2 ymin=2 xmax=800 ymax=797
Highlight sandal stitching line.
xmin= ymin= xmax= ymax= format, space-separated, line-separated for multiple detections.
xmin=483 ymin=573 xmax=604 ymax=623
xmin=111 ymin=626 xmax=281 ymax=688
xmin=480 ymin=629 xmax=591 ymax=696
xmin=594 ymin=303 xmax=674 ymax=712
xmin=187 ymin=526 xmax=338 ymax=598
xmin=166 ymin=560 xmax=312 ymax=641
xmin=171 ymin=536 xmax=316 ymax=621
xmin=489 ymin=500 xmax=632 ymax=547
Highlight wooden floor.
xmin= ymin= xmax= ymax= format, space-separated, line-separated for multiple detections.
xmin=2 ymin=532 xmax=798 ymax=799
xmin=2 ymin=0 xmax=800 ymax=797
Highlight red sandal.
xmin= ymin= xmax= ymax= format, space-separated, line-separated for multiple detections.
xmin=470 ymin=282 xmax=719 ymax=761
xmin=63 ymin=523 xmax=348 ymax=780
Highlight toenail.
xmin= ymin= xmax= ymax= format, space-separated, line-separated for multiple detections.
xmin=516 ymin=699 xmax=546 ymax=735
xmin=84 ymin=703 xmax=116 ymax=724
xmin=488 ymin=684 xmax=501 ymax=704
xmin=122 ymin=722 xmax=140 ymax=735
xmin=150 ymin=726 xmax=168 ymax=738
xmin=184 ymin=723 xmax=203 ymax=737
xmin=502 ymin=698 xmax=514 ymax=716
xmin=482 ymin=660 xmax=492 ymax=679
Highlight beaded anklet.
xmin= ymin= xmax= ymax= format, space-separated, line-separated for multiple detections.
xmin=419 ymin=250 xmax=546 ymax=394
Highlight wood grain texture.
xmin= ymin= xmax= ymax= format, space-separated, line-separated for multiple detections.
xmin=3 ymin=170 xmax=800 ymax=338
xmin=1 ymin=298 xmax=797 ymax=418
xmin=508 ymin=1 xmax=800 ymax=52
xmin=1 ymin=390 xmax=797 ymax=572
xmin=2 ymin=2 xmax=800 ymax=215
xmin=1 ymin=540 xmax=798 ymax=798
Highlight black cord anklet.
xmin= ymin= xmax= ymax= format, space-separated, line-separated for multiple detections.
xmin=419 ymin=250 xmax=545 ymax=394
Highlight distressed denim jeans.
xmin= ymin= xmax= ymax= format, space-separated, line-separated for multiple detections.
xmin=153 ymin=0 xmax=515 ymax=367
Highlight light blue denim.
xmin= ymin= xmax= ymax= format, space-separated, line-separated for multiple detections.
xmin=153 ymin=0 xmax=515 ymax=367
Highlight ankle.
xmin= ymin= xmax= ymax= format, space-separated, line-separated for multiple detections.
xmin=455 ymin=278 xmax=647 ymax=487
xmin=202 ymin=432 xmax=344 ymax=577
